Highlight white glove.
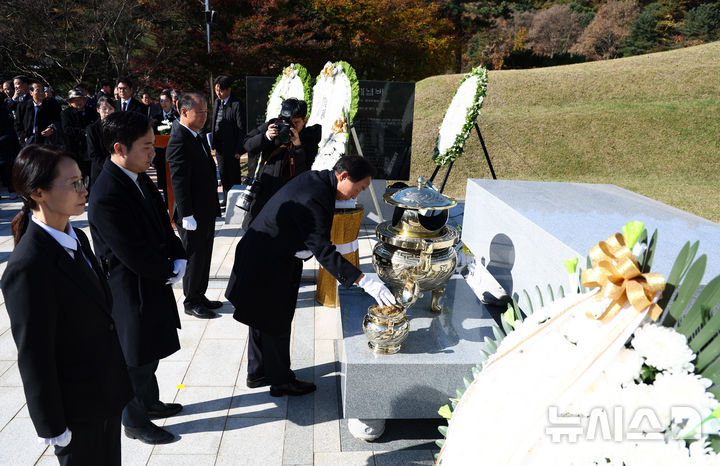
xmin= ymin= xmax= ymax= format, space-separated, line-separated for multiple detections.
xmin=358 ymin=275 xmax=395 ymax=307
xmin=294 ymin=250 xmax=313 ymax=260
xmin=182 ymin=216 xmax=197 ymax=231
xmin=166 ymin=259 xmax=187 ymax=285
xmin=39 ymin=427 xmax=72 ymax=447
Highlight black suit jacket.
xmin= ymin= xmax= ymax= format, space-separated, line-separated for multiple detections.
xmin=150 ymin=107 xmax=179 ymax=133
xmin=88 ymin=160 xmax=186 ymax=366
xmin=166 ymin=123 xmax=220 ymax=223
xmin=211 ymin=94 xmax=246 ymax=156
xmin=61 ymin=106 xmax=99 ymax=161
xmin=115 ymin=97 xmax=148 ymax=115
xmin=15 ymin=98 xmax=62 ymax=143
xmin=1 ymin=222 xmax=132 ymax=438
xmin=86 ymin=119 xmax=109 ymax=184
xmin=226 ymin=169 xmax=362 ymax=334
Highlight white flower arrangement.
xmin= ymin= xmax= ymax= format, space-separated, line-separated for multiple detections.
xmin=437 ymin=221 xmax=720 ymax=465
xmin=433 ymin=66 xmax=488 ymax=167
xmin=265 ymin=63 xmax=312 ymax=122
xmin=308 ymin=61 xmax=359 ymax=172
xmin=157 ymin=119 xmax=172 ymax=135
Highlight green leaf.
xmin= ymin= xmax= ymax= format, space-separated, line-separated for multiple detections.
xmin=701 ymin=357 xmax=720 ymax=391
xmin=492 ymin=325 xmax=505 ymax=344
xmin=435 ymin=439 xmax=445 ymax=448
xmin=500 ymin=314 xmax=513 ymax=335
xmin=463 ymin=377 xmax=472 ymax=389
xmin=689 ymin=282 xmax=720 ymax=352
xmin=678 ymin=274 xmax=720 ymax=338
xmin=695 ymin=337 xmax=720 ymax=372
xmin=503 ymin=306 xmax=515 ymax=329
xmin=483 ymin=336 xmax=497 ymax=353
xmin=658 ymin=241 xmax=696 ymax=323
xmin=668 ymin=255 xmax=707 ymax=324
xmin=622 ymin=221 xmax=645 ymax=249
xmin=558 ymin=285 xmax=566 ymax=299
xmin=522 ymin=289 xmax=534 ymax=314
xmin=438 ymin=405 xmax=452 ymax=419
xmin=438 ymin=425 xmax=448 ymax=437
xmin=564 ymin=258 xmax=578 ymax=274
xmin=641 ymin=229 xmax=658 ymax=273
xmin=547 ymin=284 xmax=555 ymax=302
xmin=535 ymin=285 xmax=544 ymax=308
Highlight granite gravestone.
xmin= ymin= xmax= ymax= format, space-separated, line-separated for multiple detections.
xmin=245 ymin=77 xmax=413 ymax=180
xmin=461 ymin=179 xmax=720 ymax=311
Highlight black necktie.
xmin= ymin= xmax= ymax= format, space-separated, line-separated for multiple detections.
xmin=122 ymin=101 xmax=127 ymax=111
xmin=74 ymin=239 xmax=96 ymax=278
xmin=215 ymin=101 xmax=224 ymax=133
xmin=197 ymin=135 xmax=209 ymax=159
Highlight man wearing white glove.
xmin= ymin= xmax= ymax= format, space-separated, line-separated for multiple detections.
xmin=89 ymin=111 xmax=188 ymax=445
xmin=167 ymin=92 xmax=222 ymax=319
xmin=357 ymin=274 xmax=395 ymax=307
xmin=227 ymin=156 xmax=386 ymax=397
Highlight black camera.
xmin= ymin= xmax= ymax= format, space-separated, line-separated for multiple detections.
xmin=236 ymin=178 xmax=261 ymax=212
xmin=273 ymin=102 xmax=294 ymax=145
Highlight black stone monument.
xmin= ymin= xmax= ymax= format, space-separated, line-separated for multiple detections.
xmin=246 ymin=77 xmax=414 ymax=180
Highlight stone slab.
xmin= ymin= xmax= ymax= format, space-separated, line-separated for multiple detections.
xmin=224 ymin=185 xmax=249 ymax=225
xmin=462 ymin=179 xmax=720 ymax=310
xmin=338 ymin=275 xmax=494 ymax=419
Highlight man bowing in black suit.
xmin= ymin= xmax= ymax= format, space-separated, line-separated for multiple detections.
xmin=211 ymin=75 xmax=246 ymax=206
xmin=166 ymin=92 xmax=222 ymax=319
xmin=225 ymin=156 xmax=394 ymax=396
xmin=88 ymin=111 xmax=187 ymax=445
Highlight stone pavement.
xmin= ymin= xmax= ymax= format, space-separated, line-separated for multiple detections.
xmin=0 ymin=195 xmax=441 ymax=466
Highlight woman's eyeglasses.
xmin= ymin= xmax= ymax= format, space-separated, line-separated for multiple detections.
xmin=54 ymin=177 xmax=89 ymax=193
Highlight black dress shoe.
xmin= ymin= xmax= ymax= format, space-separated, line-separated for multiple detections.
xmin=246 ymin=374 xmax=268 ymax=388
xmin=147 ymin=401 xmax=183 ymax=419
xmin=124 ymin=423 xmax=175 ymax=444
xmin=184 ymin=305 xmax=217 ymax=319
xmin=201 ymin=296 xmax=223 ymax=310
xmin=270 ymin=378 xmax=317 ymax=397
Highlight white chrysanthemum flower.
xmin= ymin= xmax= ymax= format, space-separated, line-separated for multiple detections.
xmin=605 ymin=348 xmax=644 ymax=387
xmin=632 ymin=324 xmax=696 ymax=373
xmin=653 ymin=372 xmax=718 ymax=433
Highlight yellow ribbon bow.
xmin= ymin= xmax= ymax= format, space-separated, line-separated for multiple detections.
xmin=332 ymin=116 xmax=347 ymax=135
xmin=581 ymin=233 xmax=665 ymax=321
xmin=321 ymin=63 xmax=336 ymax=79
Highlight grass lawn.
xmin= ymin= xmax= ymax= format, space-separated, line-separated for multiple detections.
xmin=409 ymin=41 xmax=720 ymax=222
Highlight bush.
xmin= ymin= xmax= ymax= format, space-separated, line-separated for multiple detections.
xmin=620 ymin=3 xmax=662 ymax=56
xmin=502 ymin=49 xmax=587 ymax=69
xmin=570 ymin=0 xmax=640 ymax=60
xmin=526 ymin=4 xmax=585 ymax=57
xmin=681 ymin=3 xmax=720 ymax=41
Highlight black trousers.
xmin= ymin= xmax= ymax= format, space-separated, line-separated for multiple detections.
xmin=216 ymin=151 xmax=241 ymax=193
xmin=247 ymin=327 xmax=294 ymax=385
xmin=122 ymin=359 xmax=160 ymax=428
xmin=151 ymin=148 xmax=168 ymax=208
xmin=175 ymin=218 xmax=215 ymax=308
xmin=54 ymin=414 xmax=121 ymax=466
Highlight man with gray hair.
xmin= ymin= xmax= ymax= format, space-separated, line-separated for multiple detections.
xmin=166 ymin=93 xmax=221 ymax=319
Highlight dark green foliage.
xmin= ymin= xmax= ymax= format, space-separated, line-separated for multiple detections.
xmin=502 ymin=50 xmax=587 ymax=68
xmin=681 ymin=3 xmax=720 ymax=41
xmin=620 ymin=3 xmax=663 ymax=56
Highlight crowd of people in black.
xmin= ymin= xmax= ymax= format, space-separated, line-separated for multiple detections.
xmin=0 ymin=73 xmax=393 ymax=466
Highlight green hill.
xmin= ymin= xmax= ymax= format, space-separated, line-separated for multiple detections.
xmin=410 ymin=41 xmax=720 ymax=223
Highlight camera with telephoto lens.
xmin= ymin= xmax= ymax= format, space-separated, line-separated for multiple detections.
xmin=236 ymin=178 xmax=261 ymax=212
xmin=273 ymin=102 xmax=294 ymax=145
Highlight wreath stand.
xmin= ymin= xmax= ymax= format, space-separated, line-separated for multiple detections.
xmin=314 ymin=122 xmax=385 ymax=307
xmin=428 ymin=122 xmax=497 ymax=192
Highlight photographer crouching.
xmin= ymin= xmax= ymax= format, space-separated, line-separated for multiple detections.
xmin=241 ymin=98 xmax=321 ymax=230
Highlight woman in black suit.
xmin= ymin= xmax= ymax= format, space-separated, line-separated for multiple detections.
xmin=86 ymin=96 xmax=115 ymax=190
xmin=1 ymin=145 xmax=132 ymax=465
